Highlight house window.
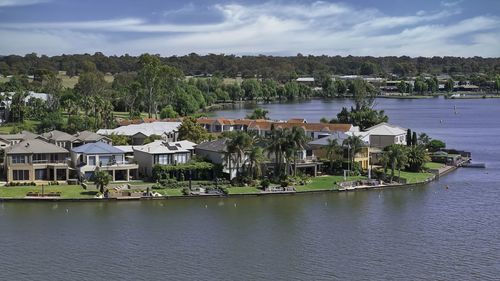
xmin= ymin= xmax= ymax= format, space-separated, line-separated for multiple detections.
xmin=11 ymin=155 xmax=25 ymax=164
xmin=100 ymin=156 xmax=111 ymax=166
xmin=157 ymin=154 xmax=170 ymax=165
xmin=176 ymin=153 xmax=187 ymax=164
xmin=33 ymin=154 xmax=46 ymax=163
xmin=13 ymin=170 xmax=29 ymax=181
xmin=35 ymin=169 xmax=46 ymax=180
xmin=88 ymin=156 xmax=96 ymax=166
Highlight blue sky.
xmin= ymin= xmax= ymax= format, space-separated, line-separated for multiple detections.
xmin=0 ymin=0 xmax=499 ymax=57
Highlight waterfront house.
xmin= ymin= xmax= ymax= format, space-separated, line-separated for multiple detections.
xmin=361 ymin=123 xmax=407 ymax=148
xmin=73 ymin=130 xmax=112 ymax=146
xmin=195 ymin=138 xmax=241 ymax=179
xmin=97 ymin=121 xmax=181 ymax=145
xmin=308 ymin=132 xmax=370 ymax=170
xmin=247 ymin=120 xmax=357 ymax=139
xmin=42 ymin=130 xmax=77 ymax=149
xmin=71 ymin=142 xmax=138 ymax=181
xmin=0 ymin=130 xmax=41 ymax=149
xmin=133 ymin=140 xmax=196 ymax=177
xmin=4 ymin=139 xmax=71 ymax=182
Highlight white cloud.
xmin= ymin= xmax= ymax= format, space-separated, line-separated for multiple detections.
xmin=0 ymin=1 xmax=499 ymax=57
xmin=0 ymin=0 xmax=49 ymax=7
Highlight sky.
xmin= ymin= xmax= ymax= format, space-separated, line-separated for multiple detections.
xmin=0 ymin=0 xmax=499 ymax=57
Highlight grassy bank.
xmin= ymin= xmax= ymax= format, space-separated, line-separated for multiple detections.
xmin=397 ymin=171 xmax=435 ymax=184
xmin=0 ymin=185 xmax=97 ymax=199
xmin=295 ymin=175 xmax=366 ymax=192
xmin=424 ymin=162 xmax=445 ymax=169
xmin=226 ymin=186 xmax=261 ymax=194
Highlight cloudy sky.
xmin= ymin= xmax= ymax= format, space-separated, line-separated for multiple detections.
xmin=0 ymin=0 xmax=499 ymax=57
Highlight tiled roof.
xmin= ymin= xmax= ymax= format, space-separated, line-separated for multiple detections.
xmin=42 ymin=130 xmax=76 ymax=142
xmin=195 ymin=138 xmax=228 ymax=153
xmin=74 ymin=130 xmax=107 ymax=142
xmin=6 ymin=139 xmax=69 ymax=154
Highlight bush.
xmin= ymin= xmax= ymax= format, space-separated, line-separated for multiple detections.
xmin=427 ymin=139 xmax=446 ymax=152
xmin=280 ymin=180 xmax=289 ymax=188
xmin=260 ymin=179 xmax=270 ymax=190
xmin=181 ymin=187 xmax=191 ymax=196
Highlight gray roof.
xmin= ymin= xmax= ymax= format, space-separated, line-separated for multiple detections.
xmin=0 ymin=130 xmax=41 ymax=141
xmin=308 ymin=132 xmax=350 ymax=146
xmin=42 ymin=130 xmax=76 ymax=142
xmin=6 ymin=139 xmax=69 ymax=154
xmin=74 ymin=130 xmax=107 ymax=142
xmin=72 ymin=142 xmax=124 ymax=154
xmin=195 ymin=138 xmax=228 ymax=153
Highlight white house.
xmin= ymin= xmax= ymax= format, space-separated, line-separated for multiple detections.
xmin=133 ymin=140 xmax=196 ymax=177
xmin=361 ymin=122 xmax=407 ymax=148
xmin=71 ymin=142 xmax=138 ymax=182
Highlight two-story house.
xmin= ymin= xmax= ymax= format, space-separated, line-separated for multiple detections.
xmin=71 ymin=142 xmax=138 ymax=182
xmin=133 ymin=140 xmax=196 ymax=177
xmin=4 ymin=139 xmax=71 ymax=182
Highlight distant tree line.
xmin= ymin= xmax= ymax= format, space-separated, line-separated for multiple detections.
xmin=1 ymin=53 xmax=499 ymax=80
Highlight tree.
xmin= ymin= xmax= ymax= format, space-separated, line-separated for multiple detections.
xmin=246 ymin=108 xmax=269 ymax=120
xmin=159 ymin=105 xmax=179 ymax=119
xmin=94 ymin=170 xmax=112 ymax=193
xmin=383 ymin=144 xmax=408 ymax=182
xmin=289 ymin=126 xmax=308 ymax=176
xmin=412 ymin=132 xmax=418 ymax=146
xmin=427 ymin=139 xmax=446 ymax=152
xmin=325 ymin=138 xmax=342 ymax=173
xmin=241 ymin=79 xmax=262 ymax=100
xmin=227 ymin=131 xmax=253 ymax=178
xmin=444 ymin=79 xmax=454 ymax=92
xmin=495 ymin=75 xmax=500 ymax=94
xmin=138 ymin=54 xmax=182 ymax=118
xmin=360 ymin=61 xmax=376 ymax=75
xmin=418 ymin=133 xmax=431 ymax=146
xmin=406 ymin=129 xmax=412 ymax=146
xmin=43 ymin=74 xmax=63 ymax=111
xmin=284 ymin=81 xmax=299 ymax=100
xmin=37 ymin=111 xmax=64 ymax=133
xmin=244 ymin=146 xmax=266 ymax=179
xmin=178 ymin=117 xmax=209 ymax=143
xmin=108 ymin=133 xmax=130 ymax=145
xmin=406 ymin=146 xmax=431 ymax=172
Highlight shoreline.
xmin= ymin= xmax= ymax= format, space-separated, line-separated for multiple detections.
xmin=0 ymin=166 xmax=454 ymax=202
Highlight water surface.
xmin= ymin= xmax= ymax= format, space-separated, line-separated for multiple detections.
xmin=1 ymin=97 xmax=499 ymax=281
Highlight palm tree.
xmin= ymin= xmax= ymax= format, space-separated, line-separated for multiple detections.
xmin=417 ymin=133 xmax=431 ymax=146
xmin=244 ymin=146 xmax=266 ymax=179
xmin=325 ymin=138 xmax=342 ymax=174
xmin=378 ymin=152 xmax=390 ymax=174
xmin=94 ymin=169 xmax=112 ymax=193
xmin=384 ymin=144 xmax=408 ymax=182
xmin=289 ymin=127 xmax=308 ymax=176
xmin=407 ymin=145 xmax=431 ymax=172
xmin=267 ymin=126 xmax=285 ymax=178
xmin=342 ymin=135 xmax=364 ymax=173
xmin=228 ymin=132 xmax=253 ymax=178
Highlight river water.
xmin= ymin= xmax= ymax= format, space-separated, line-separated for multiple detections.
xmin=1 ymin=98 xmax=499 ymax=280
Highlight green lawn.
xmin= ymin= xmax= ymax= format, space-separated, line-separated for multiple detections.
xmin=226 ymin=186 xmax=261 ymax=194
xmin=424 ymin=162 xmax=444 ymax=169
xmin=397 ymin=171 xmax=435 ymax=184
xmin=0 ymin=185 xmax=98 ymax=199
xmin=155 ymin=188 xmax=183 ymax=196
xmin=295 ymin=175 xmax=367 ymax=192
xmin=0 ymin=120 xmax=41 ymax=134
xmin=112 ymin=111 xmax=150 ymax=120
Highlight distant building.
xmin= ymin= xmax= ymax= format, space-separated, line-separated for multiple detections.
xmin=97 ymin=122 xmax=181 ymax=145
